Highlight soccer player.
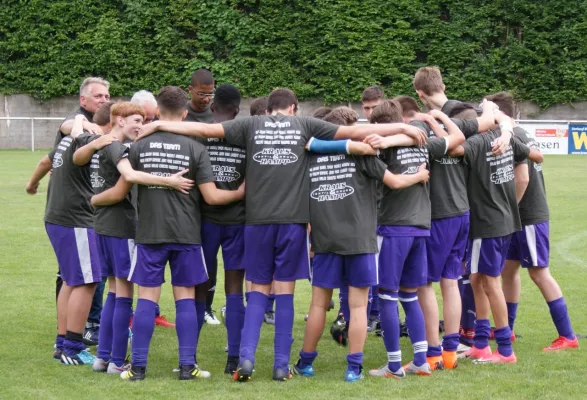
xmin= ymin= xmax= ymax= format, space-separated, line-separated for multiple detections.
xmin=186 ymin=68 xmax=215 ymax=123
xmin=486 ymin=92 xmax=578 ymax=352
xmin=26 ymin=113 xmax=115 ymax=365
xmin=134 ymin=87 xmax=427 ymax=381
xmin=120 ymin=86 xmax=245 ymax=381
xmin=361 ymin=85 xmax=384 ymax=120
xmin=294 ymin=109 xmax=430 ymax=382
xmin=250 ymin=96 xmax=268 ymax=116
xmin=312 ymin=106 xmax=333 ymax=120
xmin=448 ymin=110 xmax=544 ymax=364
xmin=131 ymin=90 xmax=159 ymax=124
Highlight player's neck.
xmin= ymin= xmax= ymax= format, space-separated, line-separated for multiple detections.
xmin=213 ymin=113 xmax=236 ymax=123
xmin=110 ymin=128 xmax=126 ymax=142
xmin=189 ymin=100 xmax=208 ymax=113
xmin=426 ymin=93 xmax=448 ymax=111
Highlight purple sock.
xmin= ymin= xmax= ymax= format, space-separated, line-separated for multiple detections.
xmin=399 ymin=291 xmax=427 ymax=367
xmin=176 ymin=299 xmax=198 ymax=366
xmin=266 ymin=294 xmax=275 ymax=313
xmin=64 ymin=331 xmax=85 ymax=356
xmin=245 ymin=292 xmax=250 ymax=304
xmin=96 ymin=292 xmax=116 ymax=361
xmin=131 ymin=298 xmax=157 ymax=367
xmin=239 ymin=291 xmax=268 ymax=365
xmin=379 ymin=290 xmax=401 ymax=372
xmin=346 ymin=352 xmax=363 ymax=375
xmin=548 ymin=297 xmax=575 ymax=340
xmin=111 ymin=297 xmax=133 ymax=367
xmin=442 ymin=333 xmax=460 ymax=352
xmin=427 ymin=345 xmax=442 ymax=358
xmin=507 ymin=302 xmax=518 ymax=331
xmin=474 ymin=319 xmax=491 ymax=349
xmin=55 ymin=334 xmax=65 ymax=350
xmin=494 ymin=326 xmax=513 ymax=356
xmin=339 ymin=286 xmax=349 ymax=322
xmin=274 ymin=294 xmax=294 ymax=371
xmin=460 ymin=275 xmax=476 ymax=346
xmin=370 ymin=286 xmax=380 ymax=318
xmin=298 ymin=350 xmax=317 ymax=368
xmin=194 ymin=300 xmax=206 ymax=361
xmin=367 ymin=287 xmax=373 ymax=317
xmin=226 ymin=294 xmax=245 ymax=357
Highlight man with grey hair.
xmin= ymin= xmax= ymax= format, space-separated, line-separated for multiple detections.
xmin=131 ymin=90 xmax=158 ymax=124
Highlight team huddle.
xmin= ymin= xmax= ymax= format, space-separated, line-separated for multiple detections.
xmin=25 ymin=67 xmax=579 ymax=383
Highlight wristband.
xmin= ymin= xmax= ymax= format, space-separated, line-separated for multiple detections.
xmin=307 ymin=137 xmax=350 ymax=154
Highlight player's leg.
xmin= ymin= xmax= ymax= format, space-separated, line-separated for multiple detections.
xmin=84 ymin=278 xmax=105 ymax=346
xmin=459 ymin=272 xmax=476 ymax=351
xmin=200 ymin=221 xmax=222 ymax=326
xmin=503 ymin=231 xmax=522 ymax=335
xmin=94 ymin=234 xmax=116 ymax=371
xmin=265 ymin=283 xmax=276 ymax=325
xmin=55 ymin=281 xmax=72 ymax=360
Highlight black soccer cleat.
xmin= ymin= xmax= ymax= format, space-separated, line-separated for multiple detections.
xmin=330 ymin=324 xmax=348 ymax=346
xmin=400 ymin=321 xmax=409 ymax=337
xmin=224 ymin=356 xmax=239 ymax=375
xmin=178 ymin=364 xmax=211 ymax=380
xmin=120 ymin=365 xmax=146 ymax=381
xmin=272 ymin=367 xmax=293 ymax=382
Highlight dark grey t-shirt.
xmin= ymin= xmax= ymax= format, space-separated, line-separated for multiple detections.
xmin=222 ymin=114 xmax=338 ymax=224
xmin=411 ymin=118 xmax=479 ymax=219
xmin=129 ymin=131 xmax=216 ymax=244
xmin=199 ymin=137 xmax=246 ymax=225
xmin=93 ymin=141 xmax=136 ymax=238
xmin=45 ymin=133 xmax=99 ymax=228
xmin=309 ymin=153 xmax=386 ymax=254
xmin=514 ymin=126 xmax=549 ymax=225
xmin=377 ymin=136 xmax=448 ymax=228
xmin=441 ymin=99 xmax=466 ymax=118
xmin=54 ymin=107 xmax=94 ymax=146
xmin=463 ymin=130 xmax=531 ymax=239
xmin=185 ymin=103 xmax=214 ymax=123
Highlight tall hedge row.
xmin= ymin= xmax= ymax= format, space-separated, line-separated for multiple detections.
xmin=1 ymin=0 xmax=586 ymax=107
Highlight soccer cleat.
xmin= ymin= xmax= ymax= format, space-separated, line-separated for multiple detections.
xmin=264 ymin=310 xmax=276 ymax=325
xmin=404 ymin=361 xmax=432 ymax=376
xmin=53 ymin=348 xmax=63 ymax=361
xmin=344 ymin=366 xmax=364 ymax=383
xmin=179 ymin=364 xmax=211 ymax=380
xmin=426 ymin=356 xmax=444 ymax=371
xmin=330 ymin=325 xmax=348 ymax=346
xmin=328 ymin=299 xmax=335 ymax=311
xmin=473 ymin=351 xmax=517 ymax=364
xmin=224 ymin=356 xmax=239 ymax=375
xmin=61 ymin=349 xmax=95 ymax=366
xmin=439 ymin=320 xmax=445 ymax=333
xmin=368 ymin=364 xmax=405 ymax=379
xmin=399 ymin=321 xmax=409 ymax=337
xmin=92 ymin=357 xmax=108 ymax=372
xmin=458 ymin=345 xmax=492 ymax=360
xmin=293 ymin=361 xmax=315 ymax=377
xmin=456 ymin=343 xmax=472 ymax=355
xmin=83 ymin=324 xmax=99 ymax=346
xmin=367 ymin=316 xmax=380 ymax=333
xmin=154 ymin=315 xmax=175 ymax=328
xmin=333 ymin=313 xmax=346 ymax=327
xmin=107 ymin=361 xmax=131 ymax=374
xmin=442 ymin=350 xmax=458 ymax=369
xmin=121 ymin=365 xmax=146 ymax=381
xmin=204 ymin=311 xmax=221 ymax=325
xmin=233 ymin=360 xmax=254 ymax=382
xmin=543 ymin=336 xmax=579 ymax=352
xmin=272 ymin=367 xmax=293 ymax=382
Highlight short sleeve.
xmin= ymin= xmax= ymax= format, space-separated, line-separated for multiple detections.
xmin=48 ymin=148 xmax=57 ymax=162
xmin=106 ymin=141 xmax=129 ymax=166
xmin=299 ymin=117 xmax=338 ymax=140
xmin=353 ymin=155 xmax=387 ymax=182
xmin=128 ymin=143 xmax=140 ymax=169
xmin=452 ymin=118 xmax=479 ymax=138
xmin=192 ymin=143 xmax=216 ymax=185
xmin=426 ymin=136 xmax=449 ymax=159
xmin=512 ymin=136 xmax=530 ymax=163
xmin=409 ymin=120 xmax=432 ymax=136
xmin=222 ymin=118 xmax=252 ymax=148
xmin=73 ymin=133 xmax=99 ymax=148
xmin=462 ymin=136 xmax=479 ymax=166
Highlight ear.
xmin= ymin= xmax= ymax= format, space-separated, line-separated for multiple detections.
xmin=233 ymin=107 xmax=240 ymax=118
xmin=117 ymin=115 xmax=125 ymax=126
xmin=441 ymin=84 xmax=446 ymax=92
xmin=210 ymin=102 xmax=216 ymax=113
xmin=181 ymin=109 xmax=188 ymax=121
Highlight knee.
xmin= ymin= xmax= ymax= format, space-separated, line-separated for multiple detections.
xmin=528 ymin=268 xmax=550 ymax=286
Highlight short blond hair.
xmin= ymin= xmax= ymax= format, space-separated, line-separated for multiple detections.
xmin=413 ymin=67 xmax=444 ymax=96
xmin=79 ymin=77 xmax=110 ymax=97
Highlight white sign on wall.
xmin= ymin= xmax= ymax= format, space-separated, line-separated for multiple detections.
xmin=516 ymin=123 xmax=568 ymax=155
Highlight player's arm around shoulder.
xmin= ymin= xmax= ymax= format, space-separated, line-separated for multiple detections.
xmin=72 ymin=134 xmax=118 ymax=166
xmin=91 ymin=176 xmax=133 ymax=207
xmin=116 ymin=158 xmax=194 ymax=194
xmin=382 ymin=163 xmax=429 ymax=190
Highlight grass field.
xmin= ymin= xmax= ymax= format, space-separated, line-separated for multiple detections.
xmin=0 ymin=150 xmax=585 ymax=400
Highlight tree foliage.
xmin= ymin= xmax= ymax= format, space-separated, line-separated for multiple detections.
xmin=1 ymin=0 xmax=586 ymax=107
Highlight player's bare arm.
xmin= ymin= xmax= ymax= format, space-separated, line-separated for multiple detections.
xmin=136 ymin=120 xmax=225 ymax=141
xmin=25 ymin=155 xmax=52 ymax=195
xmin=334 ymin=123 xmax=427 ymax=146
xmin=116 ymin=159 xmax=194 ymax=194
xmin=514 ymin=163 xmax=530 ymax=204
xmin=72 ymin=135 xmax=118 ymax=166
xmin=198 ymin=181 xmax=245 ymax=205
xmin=382 ymin=163 xmax=429 ymax=190
xmin=91 ymin=175 xmax=132 ymax=207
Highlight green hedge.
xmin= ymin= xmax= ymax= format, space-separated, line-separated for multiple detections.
xmin=1 ymin=0 xmax=586 ymax=107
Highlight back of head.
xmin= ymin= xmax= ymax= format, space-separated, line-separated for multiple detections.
xmin=413 ymin=67 xmax=444 ymax=96
xmin=324 ymin=106 xmax=358 ymax=126
xmin=157 ymin=86 xmax=188 ymax=119
xmin=369 ymin=100 xmax=403 ymax=124
xmin=485 ymin=92 xmax=515 ymax=118
xmin=79 ymin=77 xmax=110 ymax=97
xmin=249 ymin=96 xmax=268 ymax=116
xmin=267 ymin=88 xmax=298 ymax=113
xmin=312 ymin=106 xmax=332 ymax=120
xmin=93 ymin=101 xmax=115 ymax=127
xmin=131 ymin=90 xmax=157 ymax=107
xmin=447 ymin=103 xmax=477 ymax=119
xmin=394 ymin=96 xmax=421 ymax=118
xmin=322 ymin=112 xmax=346 ymax=126
xmin=191 ymin=68 xmax=215 ymax=87
xmin=213 ymin=84 xmax=241 ymax=115
xmin=362 ymin=86 xmax=385 ymax=103
xmin=110 ymin=102 xmax=146 ymax=125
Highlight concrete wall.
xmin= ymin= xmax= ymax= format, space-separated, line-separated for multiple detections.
xmin=1 ymin=93 xmax=587 ymax=149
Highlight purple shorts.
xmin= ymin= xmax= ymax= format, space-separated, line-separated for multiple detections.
xmin=427 ymin=213 xmax=469 ymax=282
xmin=129 ymin=244 xmax=208 ymax=287
xmin=377 ymin=235 xmax=428 ymax=291
xmin=466 ymin=235 xmax=512 ymax=277
xmin=312 ymin=253 xmax=377 ymax=289
xmin=96 ymin=234 xmax=137 ymax=279
xmin=244 ymin=224 xmax=310 ymax=284
xmin=506 ymin=222 xmax=549 ymax=268
xmin=45 ymin=222 xmax=102 ymax=287
xmin=201 ymin=221 xmax=244 ymax=271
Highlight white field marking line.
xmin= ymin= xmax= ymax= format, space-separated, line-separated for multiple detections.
xmin=553 ymin=229 xmax=587 ymax=269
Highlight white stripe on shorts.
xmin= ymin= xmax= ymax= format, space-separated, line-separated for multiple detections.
xmin=74 ymin=228 xmax=93 ymax=284
xmin=127 ymin=239 xmax=137 ymax=280
xmin=200 ymin=247 xmax=209 ymax=279
xmin=376 ymin=235 xmax=383 ymax=284
xmin=524 ymin=225 xmax=538 ymax=266
xmin=307 ymin=230 xmax=312 ymax=281
xmin=470 ymin=238 xmax=482 ymax=274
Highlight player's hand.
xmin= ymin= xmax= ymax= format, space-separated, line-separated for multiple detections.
xmin=403 ymin=124 xmax=427 ymax=147
xmin=492 ymin=130 xmax=512 ymax=156
xmin=413 ymin=112 xmax=437 ymax=126
xmin=417 ymin=163 xmax=430 ymax=184
xmin=349 ymin=141 xmax=377 ymax=155
xmin=82 ymin=121 xmax=103 ymax=135
xmin=136 ymin=121 xmax=162 ymax=141
xmin=91 ymin=134 xmax=118 ymax=150
xmin=482 ymin=98 xmax=499 ymax=114
xmin=364 ymin=134 xmax=388 ymax=149
xmin=167 ymin=169 xmax=194 ymax=194
xmin=25 ymin=182 xmax=39 ymax=195
xmin=428 ymin=109 xmax=446 ymax=120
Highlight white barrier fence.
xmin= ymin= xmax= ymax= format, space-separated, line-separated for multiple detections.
xmin=2 ymin=117 xmax=587 ymax=154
